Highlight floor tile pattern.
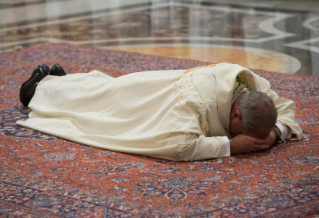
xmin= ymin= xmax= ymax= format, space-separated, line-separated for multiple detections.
xmin=0 ymin=0 xmax=319 ymax=76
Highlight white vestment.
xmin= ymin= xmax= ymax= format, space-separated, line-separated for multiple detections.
xmin=17 ymin=63 xmax=303 ymax=161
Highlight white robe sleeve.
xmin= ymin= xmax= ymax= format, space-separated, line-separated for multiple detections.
xmin=276 ymin=123 xmax=292 ymax=140
xmin=258 ymin=76 xmax=303 ymax=140
xmin=177 ymin=135 xmax=227 ymax=161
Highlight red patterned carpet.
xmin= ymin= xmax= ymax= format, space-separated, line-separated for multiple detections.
xmin=1 ymin=43 xmax=319 ymax=217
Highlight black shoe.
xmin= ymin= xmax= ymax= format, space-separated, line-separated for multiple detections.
xmin=19 ymin=66 xmax=49 ymax=107
xmin=50 ymin=63 xmax=66 ymax=76
xmin=40 ymin=64 xmax=50 ymax=75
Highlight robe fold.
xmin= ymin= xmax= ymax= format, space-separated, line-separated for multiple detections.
xmin=17 ymin=63 xmax=303 ymax=161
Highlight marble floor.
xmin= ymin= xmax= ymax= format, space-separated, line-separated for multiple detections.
xmin=1 ymin=0 xmax=319 ymax=76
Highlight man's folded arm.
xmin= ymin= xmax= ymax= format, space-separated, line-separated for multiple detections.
xmin=177 ymin=135 xmax=230 ymax=161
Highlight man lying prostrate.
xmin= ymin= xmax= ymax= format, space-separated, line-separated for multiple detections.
xmin=17 ymin=63 xmax=303 ymax=161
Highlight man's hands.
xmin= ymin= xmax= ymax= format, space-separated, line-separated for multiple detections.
xmin=230 ymin=131 xmax=277 ymax=155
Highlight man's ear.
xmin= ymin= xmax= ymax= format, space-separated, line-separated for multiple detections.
xmin=231 ymin=109 xmax=241 ymax=121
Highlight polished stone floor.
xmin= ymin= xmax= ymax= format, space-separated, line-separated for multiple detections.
xmin=1 ymin=0 xmax=319 ymax=76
